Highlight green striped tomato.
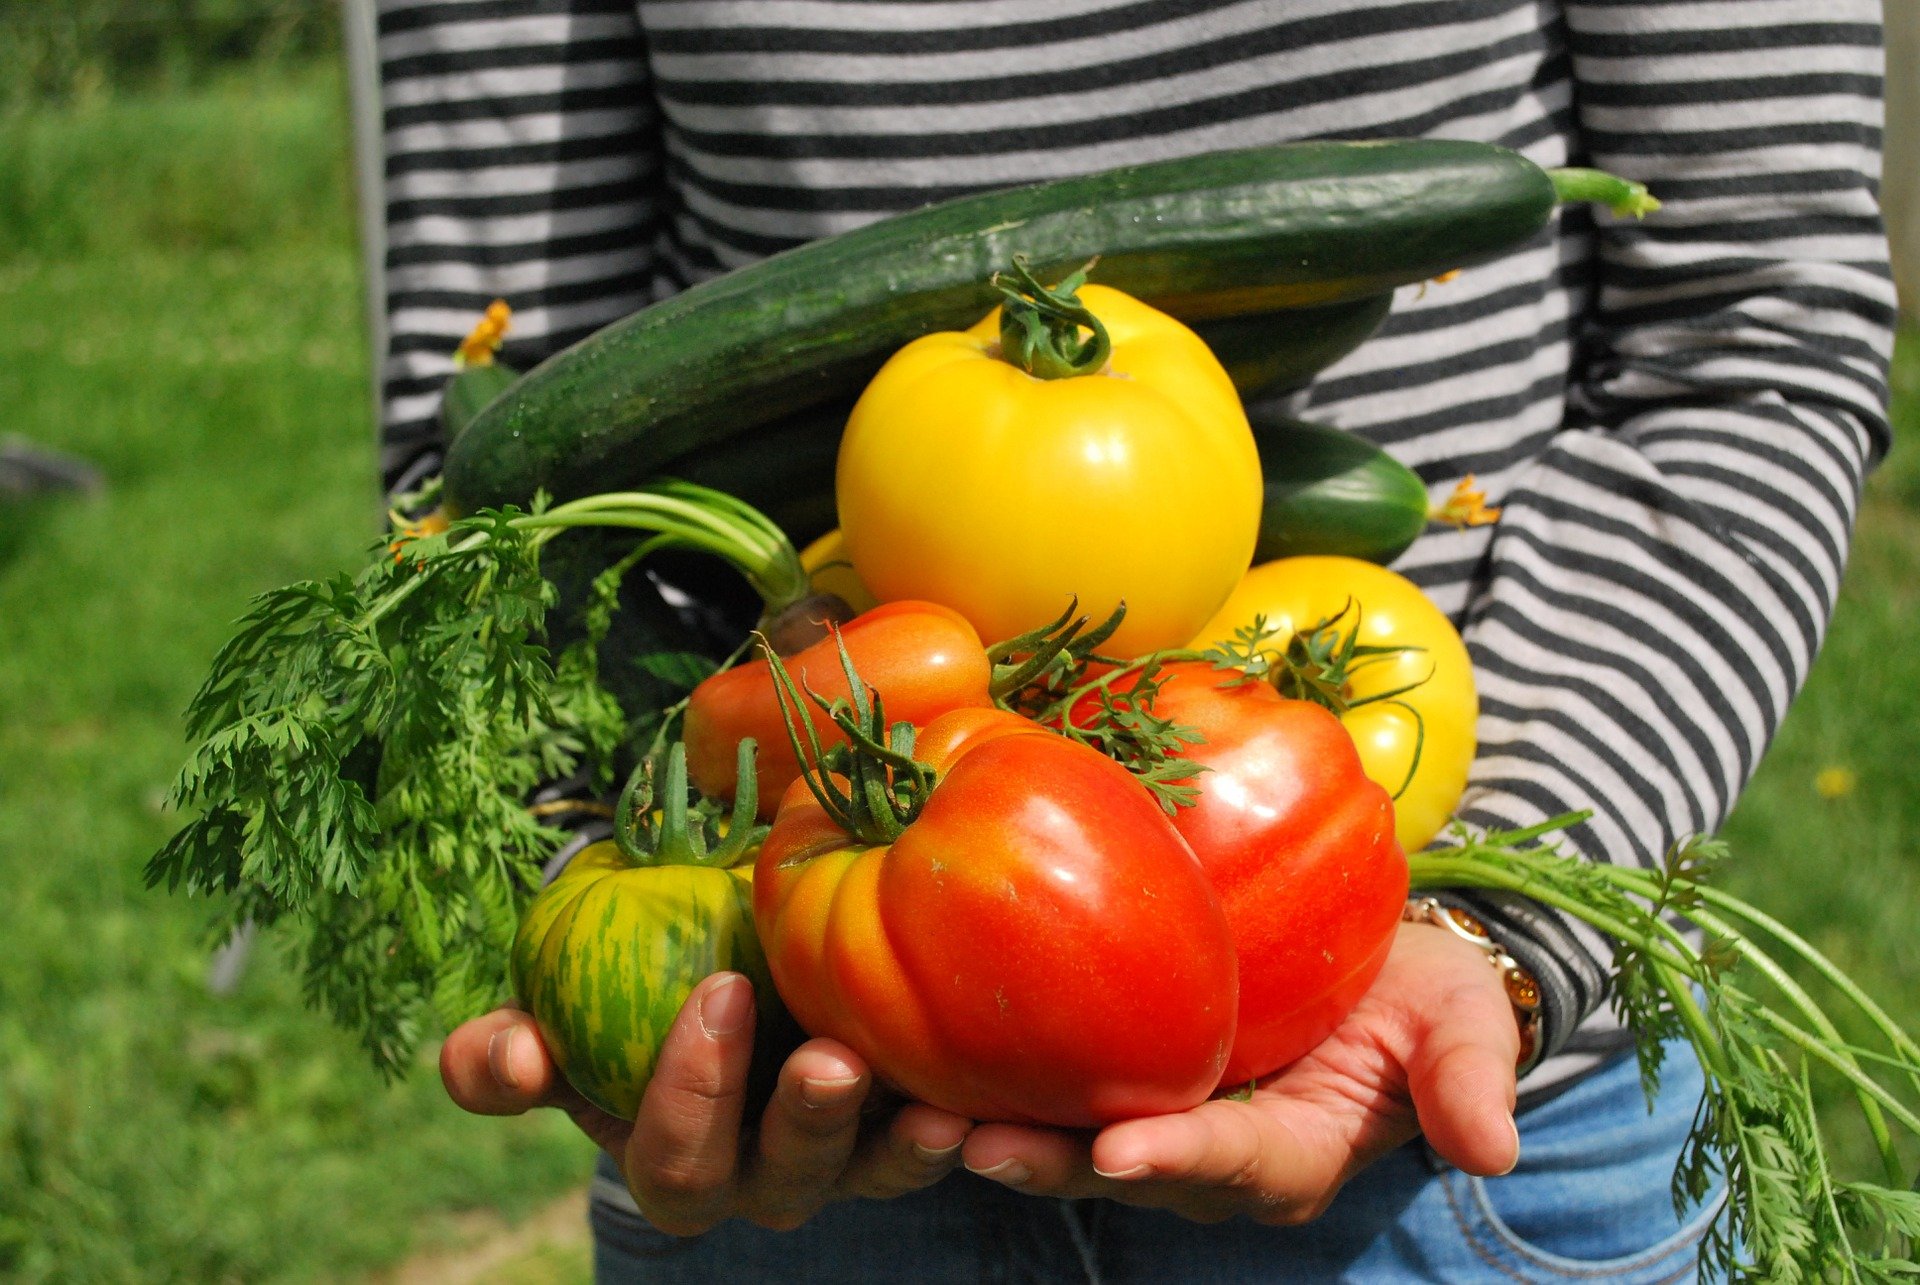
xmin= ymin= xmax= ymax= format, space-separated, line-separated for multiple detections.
xmin=510 ymin=839 xmax=772 ymax=1119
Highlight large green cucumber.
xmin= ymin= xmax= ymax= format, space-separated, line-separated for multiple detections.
xmin=447 ymin=139 xmax=1562 ymax=513
xmin=1251 ymin=415 xmax=1431 ymax=565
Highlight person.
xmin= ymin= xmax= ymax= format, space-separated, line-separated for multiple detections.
xmin=380 ymin=1 xmax=1895 ymax=1278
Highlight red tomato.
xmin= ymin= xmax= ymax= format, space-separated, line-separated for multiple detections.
xmin=684 ymin=601 xmax=994 ymax=818
xmin=753 ymin=707 xmax=1238 ymax=1126
xmin=1074 ymin=662 xmax=1407 ymax=1083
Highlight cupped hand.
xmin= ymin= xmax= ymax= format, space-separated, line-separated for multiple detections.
xmin=439 ymin=972 xmax=973 ymax=1235
xmin=960 ymin=921 xmax=1522 ymax=1225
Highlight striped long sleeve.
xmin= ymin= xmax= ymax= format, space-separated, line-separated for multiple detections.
xmin=1419 ymin=0 xmax=1896 ymax=1090
xmin=377 ymin=0 xmax=665 ymax=489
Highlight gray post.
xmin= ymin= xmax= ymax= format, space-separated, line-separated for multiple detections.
xmin=340 ymin=0 xmax=388 ymax=436
xmin=1888 ymin=1 xmax=1916 ymax=322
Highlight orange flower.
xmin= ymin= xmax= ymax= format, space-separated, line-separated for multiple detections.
xmin=388 ymin=508 xmax=451 ymax=562
xmin=454 ymin=300 xmax=512 ymax=368
xmin=1431 ymin=474 xmax=1502 ymax=528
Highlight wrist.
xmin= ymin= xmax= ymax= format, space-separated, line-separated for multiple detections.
xmin=1403 ymin=897 xmax=1544 ymax=1075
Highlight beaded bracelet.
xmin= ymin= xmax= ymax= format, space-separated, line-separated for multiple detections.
xmin=1402 ymin=896 xmax=1544 ymax=1074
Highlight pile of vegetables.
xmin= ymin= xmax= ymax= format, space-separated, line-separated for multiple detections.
xmin=151 ymin=140 xmax=1920 ymax=1279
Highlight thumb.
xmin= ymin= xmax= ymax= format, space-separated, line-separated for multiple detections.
xmin=1401 ymin=943 xmax=1522 ymax=1177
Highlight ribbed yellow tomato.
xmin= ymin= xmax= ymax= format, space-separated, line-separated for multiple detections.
xmin=1189 ymin=556 xmax=1478 ymax=852
xmin=837 ymin=282 xmax=1261 ymax=657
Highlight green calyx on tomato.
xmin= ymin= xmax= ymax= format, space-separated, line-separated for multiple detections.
xmin=1023 ymin=652 xmax=1211 ymax=814
xmin=1190 ymin=557 xmax=1478 ymax=853
xmin=993 ymin=256 xmax=1111 ymax=380
xmin=760 ymin=628 xmax=939 ymax=846
xmin=983 ymin=596 xmax=1127 ymax=700
xmin=683 ymin=600 xmax=995 ymax=820
xmin=1208 ymin=605 xmax=1433 ymax=799
xmin=615 ymin=738 xmax=768 ymax=870
xmin=683 ymin=596 xmax=1123 ymax=824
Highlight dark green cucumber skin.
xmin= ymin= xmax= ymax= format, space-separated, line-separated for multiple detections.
xmin=664 ymin=405 xmax=844 ymax=550
xmin=447 ymin=140 xmax=1555 ymax=513
xmin=439 ymin=362 xmax=521 ymax=441
xmin=1250 ymin=415 xmax=1431 ymax=565
xmin=1189 ymin=293 xmax=1392 ymax=399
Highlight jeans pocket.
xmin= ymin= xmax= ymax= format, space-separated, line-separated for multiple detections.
xmin=1442 ymin=1167 xmax=1726 ymax=1283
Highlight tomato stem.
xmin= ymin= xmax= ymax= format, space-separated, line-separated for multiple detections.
xmin=762 ymin=631 xmax=936 ymax=846
xmin=993 ymin=256 xmax=1111 ymax=380
xmin=983 ymin=599 xmax=1128 ymax=700
xmin=614 ymin=740 xmax=764 ymax=868
xmin=1206 ymin=607 xmax=1433 ymax=797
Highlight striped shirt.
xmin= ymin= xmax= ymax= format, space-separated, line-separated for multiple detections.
xmin=375 ymin=0 xmax=1895 ymax=1099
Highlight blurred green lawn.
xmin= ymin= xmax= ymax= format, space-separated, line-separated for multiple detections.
xmin=0 ymin=66 xmax=590 ymax=1282
xmin=0 ymin=62 xmax=1913 ymax=1283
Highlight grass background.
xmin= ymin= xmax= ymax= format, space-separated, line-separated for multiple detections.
xmin=0 ymin=0 xmax=338 ymax=114
xmin=0 ymin=65 xmax=591 ymax=1282
xmin=0 ymin=57 xmax=1913 ymax=1283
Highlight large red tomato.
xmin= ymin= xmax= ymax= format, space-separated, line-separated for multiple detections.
xmin=684 ymin=601 xmax=993 ymax=818
xmin=753 ymin=707 xmax=1238 ymax=1126
xmin=1075 ymin=662 xmax=1407 ymax=1083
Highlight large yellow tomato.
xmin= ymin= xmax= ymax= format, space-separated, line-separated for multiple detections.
xmin=837 ymin=279 xmax=1261 ymax=657
xmin=1189 ymin=556 xmax=1478 ymax=852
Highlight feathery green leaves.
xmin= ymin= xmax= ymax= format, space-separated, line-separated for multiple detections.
xmin=149 ymin=507 xmax=625 ymax=1072
xmin=1415 ymin=821 xmax=1920 ymax=1281
xmin=148 ymin=484 xmax=795 ymax=1074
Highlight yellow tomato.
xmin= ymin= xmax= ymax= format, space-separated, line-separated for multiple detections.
xmin=837 ymin=282 xmax=1261 ymax=657
xmin=799 ymin=528 xmax=879 ymax=615
xmin=1190 ymin=556 xmax=1478 ymax=852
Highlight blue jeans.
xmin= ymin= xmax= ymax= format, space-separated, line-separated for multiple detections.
xmin=590 ymin=1043 xmax=1723 ymax=1283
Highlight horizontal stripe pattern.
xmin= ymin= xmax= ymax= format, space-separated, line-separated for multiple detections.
xmin=376 ymin=0 xmax=1894 ymax=1099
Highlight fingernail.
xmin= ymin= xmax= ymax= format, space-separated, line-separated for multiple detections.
xmin=487 ymin=1026 xmax=521 ymax=1090
xmin=911 ymin=1141 xmax=963 ymax=1166
xmin=1497 ymin=1114 xmax=1521 ymax=1176
xmin=699 ymin=976 xmax=753 ymax=1039
xmin=967 ymin=1158 xmax=1031 ymax=1187
xmin=1093 ymin=1162 xmax=1152 ymax=1180
xmin=799 ymin=1074 xmax=862 ymax=1109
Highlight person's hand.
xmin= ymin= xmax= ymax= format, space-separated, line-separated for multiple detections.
xmin=439 ymin=972 xmax=973 ymax=1235
xmin=959 ymin=920 xmax=1522 ymax=1225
